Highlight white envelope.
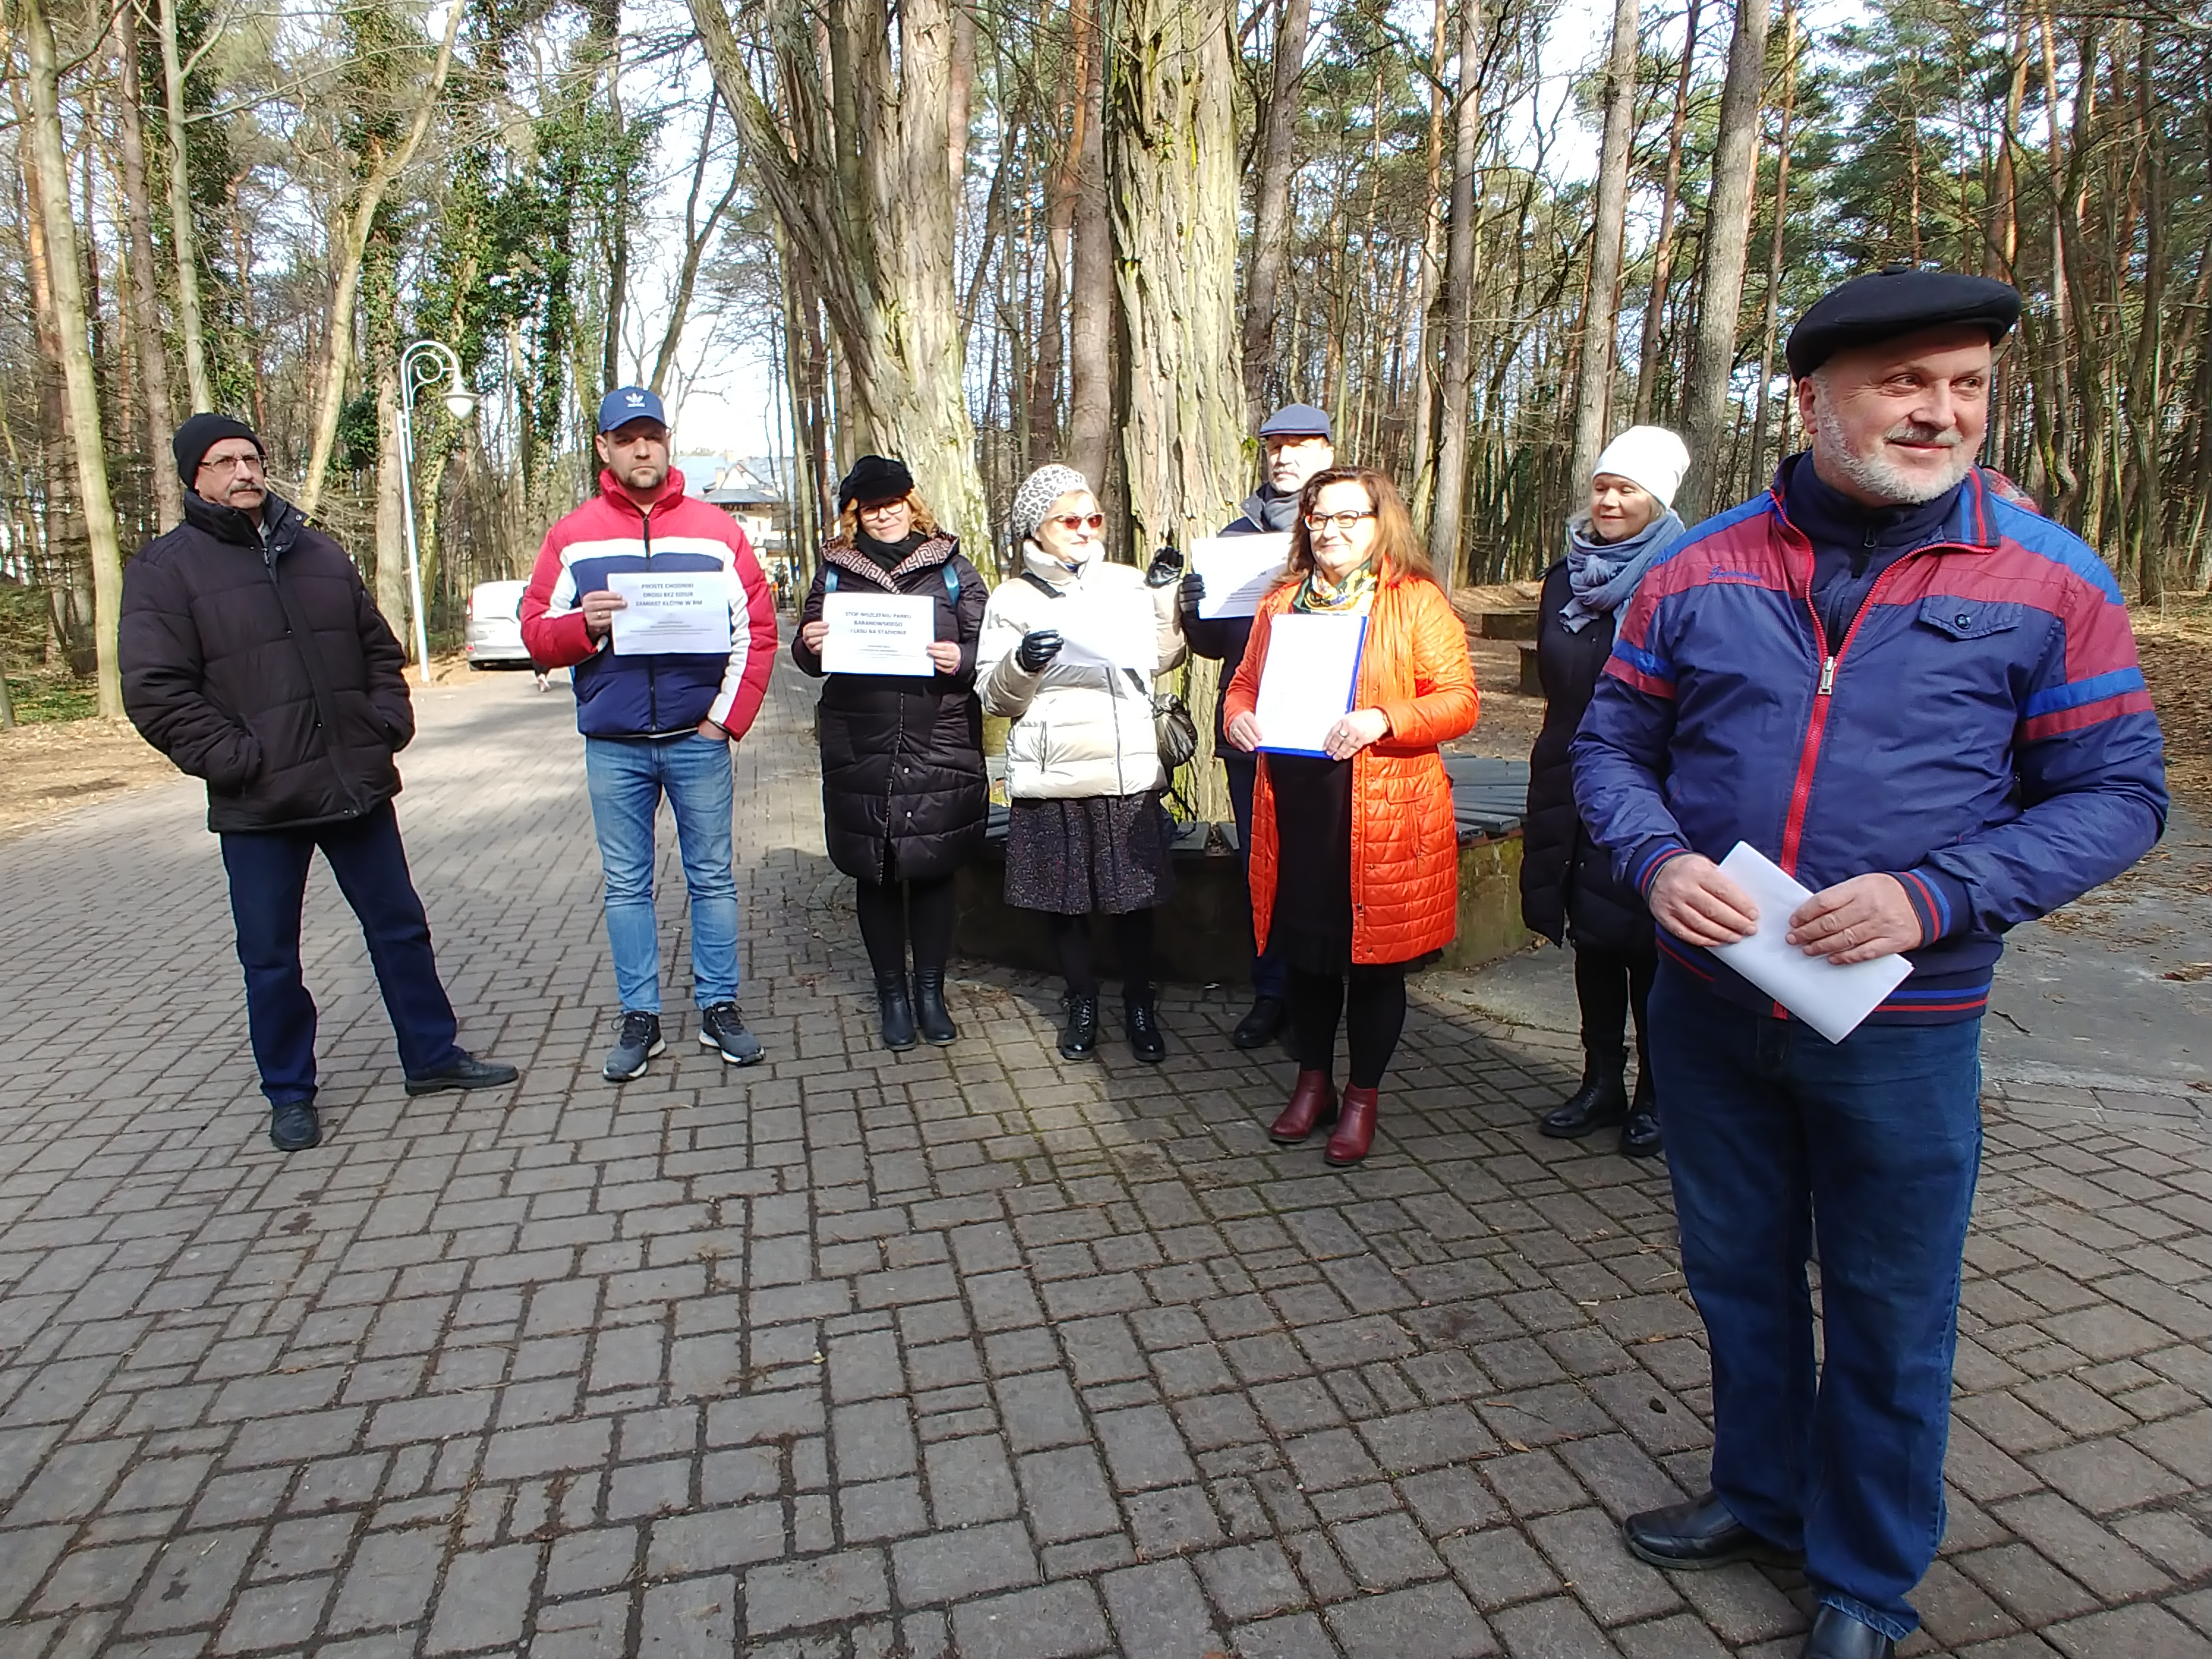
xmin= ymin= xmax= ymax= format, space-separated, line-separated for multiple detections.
xmin=1705 ymin=842 xmax=1913 ymax=1044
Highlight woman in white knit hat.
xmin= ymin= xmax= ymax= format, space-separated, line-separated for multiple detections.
xmin=978 ymin=465 xmax=1186 ymax=1062
xmin=1519 ymin=424 xmax=1691 ymax=1160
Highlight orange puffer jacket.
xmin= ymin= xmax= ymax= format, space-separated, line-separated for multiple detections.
xmin=1225 ymin=574 xmax=1480 ymax=965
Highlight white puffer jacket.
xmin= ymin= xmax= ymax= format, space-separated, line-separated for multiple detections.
xmin=979 ymin=542 xmax=1186 ymax=800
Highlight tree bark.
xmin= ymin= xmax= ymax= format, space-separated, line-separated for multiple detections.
xmin=1067 ymin=0 xmax=1113 ymax=483
xmin=651 ymin=94 xmax=743 ymax=395
xmin=23 ymin=0 xmax=129 ymax=717
xmin=156 ymin=0 xmax=213 ymax=412
xmin=1633 ymin=0 xmax=1701 ymax=425
xmin=1676 ymin=0 xmax=1771 ymax=521
xmin=1407 ymin=0 xmax=1451 ymax=532
xmin=1566 ymin=0 xmax=1640 ymax=490
xmin=114 ymin=5 xmax=184 ymax=530
xmin=1240 ymin=0 xmax=1313 ymax=420
xmin=1744 ymin=0 xmax=1796 ymax=495
xmin=1426 ymin=0 xmax=1490 ymax=594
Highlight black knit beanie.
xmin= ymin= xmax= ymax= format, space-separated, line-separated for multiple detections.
xmin=173 ymin=413 xmax=262 ymax=487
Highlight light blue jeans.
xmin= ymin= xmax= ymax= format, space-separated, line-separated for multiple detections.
xmin=583 ymin=733 xmax=740 ymax=1015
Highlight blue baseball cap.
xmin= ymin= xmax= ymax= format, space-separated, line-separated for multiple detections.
xmin=1258 ymin=402 xmax=1332 ymax=441
xmin=597 ymin=386 xmax=667 ymax=433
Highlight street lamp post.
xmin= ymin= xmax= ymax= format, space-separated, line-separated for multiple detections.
xmin=394 ymin=339 xmax=480 ymax=685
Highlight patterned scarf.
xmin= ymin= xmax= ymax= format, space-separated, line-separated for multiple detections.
xmin=1291 ymin=557 xmax=1379 ymax=615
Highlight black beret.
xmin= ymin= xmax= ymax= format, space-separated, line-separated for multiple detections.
xmin=173 ymin=412 xmax=262 ymax=486
xmin=1786 ymin=265 xmax=2021 ymax=379
xmin=838 ymin=454 xmax=915 ymax=510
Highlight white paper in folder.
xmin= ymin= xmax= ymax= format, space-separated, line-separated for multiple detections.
xmin=1704 ymin=842 xmax=1912 ymax=1044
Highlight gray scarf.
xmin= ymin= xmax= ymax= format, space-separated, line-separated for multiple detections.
xmin=1560 ymin=509 xmax=1684 ymax=633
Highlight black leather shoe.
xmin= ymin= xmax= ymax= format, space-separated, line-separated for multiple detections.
xmin=269 ymin=1099 xmax=320 ymax=1152
xmin=1125 ymin=994 xmax=1167 ymax=1063
xmin=1231 ymin=995 xmax=1285 ymax=1049
xmin=1622 ymin=1492 xmax=1803 ymax=1571
xmin=1059 ymin=993 xmax=1099 ymax=1060
xmin=1620 ymin=1073 xmax=1663 ymax=1158
xmin=912 ymin=970 xmax=958 ymax=1045
xmin=1540 ymin=1056 xmax=1629 ymax=1138
xmin=877 ymin=975 xmax=917 ymax=1052
xmin=1803 ymin=1606 xmax=1894 ymax=1659
xmin=404 ymin=1054 xmax=520 ymax=1095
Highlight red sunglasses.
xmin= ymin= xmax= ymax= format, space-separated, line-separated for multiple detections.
xmin=1049 ymin=512 xmax=1106 ymax=532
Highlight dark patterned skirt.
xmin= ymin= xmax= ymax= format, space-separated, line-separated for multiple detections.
xmin=1004 ymin=792 xmax=1177 ymax=915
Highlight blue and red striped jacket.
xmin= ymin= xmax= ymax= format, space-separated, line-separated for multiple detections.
xmin=1571 ymin=459 xmax=2167 ymax=1025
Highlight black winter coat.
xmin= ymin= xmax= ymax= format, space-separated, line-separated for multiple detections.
xmin=792 ymin=534 xmax=988 ymax=883
xmin=1519 ymin=559 xmax=1655 ymax=955
xmin=121 ymin=491 xmax=415 ymax=833
xmin=1183 ymin=495 xmax=1289 ymax=749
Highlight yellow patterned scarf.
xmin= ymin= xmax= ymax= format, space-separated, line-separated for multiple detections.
xmin=1292 ymin=557 xmax=1379 ymax=614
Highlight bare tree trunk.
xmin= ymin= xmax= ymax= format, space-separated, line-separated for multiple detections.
xmin=1566 ymin=0 xmax=1640 ymax=489
xmin=1744 ymin=0 xmax=1797 ymax=495
xmin=1241 ymin=0 xmax=1313 ymax=419
xmin=1633 ymin=0 xmax=1701 ymax=425
xmin=1030 ymin=14 xmax=1090 ymax=462
xmin=1676 ymin=0 xmax=1771 ymax=521
xmin=1426 ymin=0 xmax=1490 ymax=594
xmin=157 ymin=0 xmax=213 ymax=412
xmin=2126 ymin=31 xmax=2164 ymax=604
xmin=651 ymin=95 xmax=743 ymax=395
xmin=374 ymin=353 xmax=409 ymax=632
xmin=1068 ymin=0 xmax=1112 ymax=482
xmin=114 ymin=5 xmax=183 ymax=529
xmin=1407 ymin=0 xmax=1450 ymax=531
xmin=23 ymin=0 xmax=129 ymax=718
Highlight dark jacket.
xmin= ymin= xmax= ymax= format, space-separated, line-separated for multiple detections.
xmin=792 ymin=534 xmax=989 ymax=883
xmin=1519 ymin=559 xmax=1652 ymax=954
xmin=1185 ymin=492 xmax=1298 ymax=751
xmin=121 ymin=491 xmax=413 ymax=833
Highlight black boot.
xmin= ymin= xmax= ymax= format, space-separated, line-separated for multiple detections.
xmin=913 ymin=969 xmax=958 ymax=1046
xmin=1059 ymin=992 xmax=1099 ymax=1060
xmin=1620 ymin=1070 xmax=1663 ymax=1159
xmin=1125 ymin=991 xmax=1166 ymax=1063
xmin=1540 ymin=1051 xmax=1629 ymax=1138
xmin=877 ymin=975 xmax=918 ymax=1052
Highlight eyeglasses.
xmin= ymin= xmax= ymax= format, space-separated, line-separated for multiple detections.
xmin=1049 ymin=513 xmax=1106 ymax=532
xmin=198 ymin=453 xmax=264 ymax=477
xmin=1303 ymin=510 xmax=1374 ymax=533
xmin=857 ymin=499 xmax=909 ymax=516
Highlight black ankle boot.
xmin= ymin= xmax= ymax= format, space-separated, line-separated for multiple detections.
xmin=1540 ymin=1052 xmax=1628 ymax=1138
xmin=1620 ymin=1070 xmax=1663 ymax=1158
xmin=1125 ymin=991 xmax=1166 ymax=1062
xmin=877 ymin=975 xmax=917 ymax=1052
xmin=1059 ymin=992 xmax=1099 ymax=1059
xmin=913 ymin=969 xmax=958 ymax=1045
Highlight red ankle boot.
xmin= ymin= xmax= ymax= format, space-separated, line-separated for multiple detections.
xmin=1325 ymin=1085 xmax=1379 ymax=1165
xmin=1270 ymin=1070 xmax=1337 ymax=1143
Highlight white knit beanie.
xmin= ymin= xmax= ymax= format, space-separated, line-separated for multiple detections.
xmin=1591 ymin=426 xmax=1692 ymax=510
xmin=1011 ymin=464 xmax=1091 ymax=542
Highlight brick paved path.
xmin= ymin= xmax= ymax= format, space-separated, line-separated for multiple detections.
xmin=1 ymin=662 xmax=2207 ymax=1659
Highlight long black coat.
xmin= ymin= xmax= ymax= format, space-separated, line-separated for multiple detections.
xmin=121 ymin=491 xmax=414 ymax=833
xmin=792 ymin=534 xmax=988 ymax=883
xmin=1520 ymin=559 xmax=1655 ymax=954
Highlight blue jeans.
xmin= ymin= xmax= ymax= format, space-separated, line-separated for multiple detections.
xmin=584 ymin=733 xmax=741 ymax=1015
xmin=1649 ymin=960 xmax=1984 ymax=1643
xmin=220 ymin=802 xmax=464 ymax=1104
xmin=1224 ymin=752 xmax=1288 ymax=1001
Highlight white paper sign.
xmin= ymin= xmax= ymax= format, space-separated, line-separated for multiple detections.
xmin=1705 ymin=841 xmax=1914 ymax=1044
xmin=1251 ymin=613 xmax=1368 ymax=756
xmin=1053 ymin=587 xmax=1158 ymax=673
xmin=607 ymin=571 xmax=732 ymax=656
xmin=1192 ymin=533 xmax=1292 ymax=619
xmin=820 ymin=592 xmax=936 ymax=677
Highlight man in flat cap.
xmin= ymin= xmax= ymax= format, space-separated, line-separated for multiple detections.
xmin=121 ymin=414 xmax=519 ymax=1152
xmin=1180 ymin=402 xmax=1335 ymax=1049
xmin=1572 ymin=269 xmax=2167 ymax=1658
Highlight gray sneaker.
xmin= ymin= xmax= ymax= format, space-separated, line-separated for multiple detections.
xmin=699 ymin=1001 xmax=764 ymax=1066
xmin=603 ymin=1011 xmax=664 ymax=1082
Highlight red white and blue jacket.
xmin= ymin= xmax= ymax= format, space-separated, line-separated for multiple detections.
xmin=1571 ymin=459 xmax=2167 ymax=1025
xmin=521 ymin=470 xmax=779 ymax=741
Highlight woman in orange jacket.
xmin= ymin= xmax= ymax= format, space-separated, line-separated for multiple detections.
xmin=1223 ymin=466 xmax=1479 ymax=1164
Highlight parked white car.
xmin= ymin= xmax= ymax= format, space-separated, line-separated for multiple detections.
xmin=464 ymin=580 xmax=532 ymax=667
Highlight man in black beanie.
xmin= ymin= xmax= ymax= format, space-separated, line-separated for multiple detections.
xmin=121 ymin=416 xmax=517 ymax=1152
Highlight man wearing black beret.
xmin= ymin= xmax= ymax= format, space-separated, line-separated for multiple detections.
xmin=1572 ymin=269 xmax=2168 ymax=1658
xmin=121 ymin=416 xmax=518 ymax=1152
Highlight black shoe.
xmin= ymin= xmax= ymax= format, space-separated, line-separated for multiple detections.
xmin=1059 ymin=993 xmax=1099 ymax=1060
xmin=1126 ymin=993 xmax=1166 ymax=1063
xmin=1803 ymin=1606 xmax=1894 ymax=1659
xmin=269 ymin=1099 xmax=320 ymax=1152
xmin=877 ymin=975 xmax=918 ymax=1052
xmin=1622 ymin=1492 xmax=1803 ymax=1571
xmin=700 ymin=1001 xmax=765 ymax=1066
xmin=1620 ymin=1073 xmax=1663 ymax=1158
xmin=404 ymin=1053 xmax=521 ymax=1096
xmin=1540 ymin=1054 xmax=1629 ymax=1138
xmin=602 ymin=1011 xmax=664 ymax=1082
xmin=912 ymin=970 xmax=958 ymax=1046
xmin=1231 ymin=994 xmax=1285 ymax=1049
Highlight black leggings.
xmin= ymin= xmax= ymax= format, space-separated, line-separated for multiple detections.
xmin=1048 ymin=910 xmax=1155 ymax=999
xmin=854 ymin=873 xmax=958 ymax=982
xmin=1574 ymin=945 xmax=1655 ymax=1074
xmin=1288 ymin=963 xmax=1408 ymax=1089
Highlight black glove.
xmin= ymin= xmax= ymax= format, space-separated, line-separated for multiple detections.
xmin=1015 ymin=629 xmax=1063 ymax=672
xmin=1144 ymin=546 xmax=1185 ymax=588
xmin=1179 ymin=570 xmax=1206 ymax=617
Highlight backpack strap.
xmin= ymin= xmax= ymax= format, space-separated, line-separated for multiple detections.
xmin=944 ymin=564 xmax=959 ymax=602
xmin=825 ymin=567 xmax=839 ymax=594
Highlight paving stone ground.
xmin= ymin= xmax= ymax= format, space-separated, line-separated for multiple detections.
xmin=1 ymin=660 xmax=2208 ymax=1659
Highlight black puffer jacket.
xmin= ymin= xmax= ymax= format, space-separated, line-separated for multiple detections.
xmin=792 ymin=534 xmax=988 ymax=883
xmin=1520 ymin=559 xmax=1654 ymax=954
xmin=121 ymin=491 xmax=414 ymax=833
